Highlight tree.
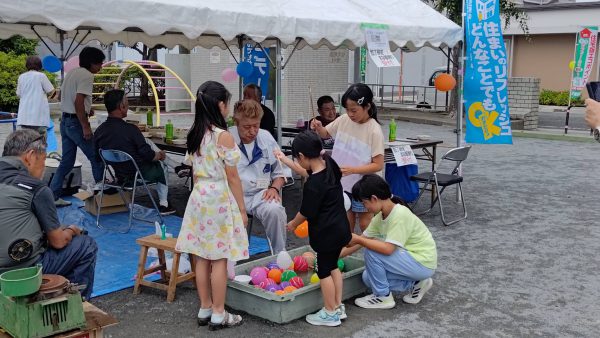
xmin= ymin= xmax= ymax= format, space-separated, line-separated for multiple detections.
xmin=131 ymin=43 xmax=166 ymax=105
xmin=428 ymin=0 xmax=529 ymax=117
xmin=0 ymin=36 xmax=38 ymax=55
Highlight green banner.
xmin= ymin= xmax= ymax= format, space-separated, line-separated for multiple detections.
xmin=570 ymin=26 xmax=598 ymax=100
xmin=359 ymin=47 xmax=367 ymax=83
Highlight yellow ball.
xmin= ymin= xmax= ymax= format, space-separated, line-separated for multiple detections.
xmin=569 ymin=60 xmax=575 ymax=71
xmin=310 ymin=273 xmax=320 ymax=284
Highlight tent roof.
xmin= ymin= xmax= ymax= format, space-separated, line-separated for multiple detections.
xmin=0 ymin=0 xmax=462 ymax=51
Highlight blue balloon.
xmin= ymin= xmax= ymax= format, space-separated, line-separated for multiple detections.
xmin=236 ymin=62 xmax=254 ymax=78
xmin=42 ymin=55 xmax=62 ymax=73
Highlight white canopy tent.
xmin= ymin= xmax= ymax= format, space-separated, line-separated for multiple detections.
xmin=0 ymin=0 xmax=462 ymax=141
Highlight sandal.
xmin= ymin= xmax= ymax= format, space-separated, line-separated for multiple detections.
xmin=174 ymin=164 xmax=192 ymax=178
xmin=197 ymin=316 xmax=210 ymax=326
xmin=208 ymin=311 xmax=243 ymax=331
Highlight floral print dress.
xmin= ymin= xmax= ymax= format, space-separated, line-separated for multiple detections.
xmin=176 ymin=127 xmax=249 ymax=261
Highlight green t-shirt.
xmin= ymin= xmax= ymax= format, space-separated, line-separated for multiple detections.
xmin=363 ymin=204 xmax=437 ymax=269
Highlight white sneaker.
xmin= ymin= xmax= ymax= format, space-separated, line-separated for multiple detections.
xmin=354 ymin=293 xmax=396 ymax=309
xmin=403 ymin=278 xmax=433 ymax=304
xmin=336 ymin=304 xmax=347 ymax=320
xmin=305 ymin=308 xmax=341 ymax=327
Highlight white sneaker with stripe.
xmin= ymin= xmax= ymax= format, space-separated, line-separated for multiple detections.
xmin=402 ymin=278 xmax=433 ymax=304
xmin=354 ymin=293 xmax=396 ymax=309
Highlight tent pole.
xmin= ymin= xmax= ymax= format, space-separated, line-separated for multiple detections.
xmin=275 ymin=40 xmax=283 ymax=147
xmin=59 ymin=29 xmax=65 ymax=79
xmin=456 ymin=2 xmax=466 ymax=202
xmin=238 ymin=35 xmax=243 ymax=101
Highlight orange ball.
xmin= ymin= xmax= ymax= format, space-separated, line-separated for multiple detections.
xmin=283 ymin=286 xmax=297 ymax=293
xmin=267 ymin=269 xmax=282 ymax=283
xmin=274 ymin=290 xmax=286 ymax=295
xmin=294 ymin=221 xmax=309 ymax=238
xmin=434 ymin=73 xmax=456 ymax=92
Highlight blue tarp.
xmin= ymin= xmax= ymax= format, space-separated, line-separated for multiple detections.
xmin=57 ymin=196 xmax=270 ymax=298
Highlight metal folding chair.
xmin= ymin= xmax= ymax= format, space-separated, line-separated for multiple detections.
xmin=96 ymin=149 xmax=165 ymax=233
xmin=410 ymin=146 xmax=471 ymax=226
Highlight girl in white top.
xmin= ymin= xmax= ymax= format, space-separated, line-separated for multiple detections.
xmin=312 ymin=83 xmax=385 ymax=233
xmin=16 ymin=56 xmax=55 ymax=134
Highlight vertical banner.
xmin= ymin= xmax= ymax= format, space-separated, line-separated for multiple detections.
xmin=242 ymin=43 xmax=270 ymax=102
xmin=359 ymin=47 xmax=367 ymax=83
xmin=464 ymin=0 xmax=512 ymax=144
xmin=569 ymin=27 xmax=598 ymax=100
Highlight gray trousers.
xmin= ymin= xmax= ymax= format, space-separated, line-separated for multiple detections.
xmin=246 ymin=191 xmax=287 ymax=253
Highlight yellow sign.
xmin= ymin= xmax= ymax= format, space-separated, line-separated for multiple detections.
xmin=468 ymin=102 xmax=501 ymax=140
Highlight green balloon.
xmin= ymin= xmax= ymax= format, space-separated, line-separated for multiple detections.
xmin=281 ymin=270 xmax=297 ymax=282
xmin=337 ymin=259 xmax=345 ymax=272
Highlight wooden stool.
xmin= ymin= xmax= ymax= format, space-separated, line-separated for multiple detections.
xmin=133 ymin=234 xmax=195 ymax=302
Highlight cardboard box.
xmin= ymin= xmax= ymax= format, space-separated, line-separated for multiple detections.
xmin=74 ymin=190 xmax=131 ymax=216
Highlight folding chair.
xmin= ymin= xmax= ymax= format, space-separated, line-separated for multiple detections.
xmin=410 ymin=146 xmax=471 ymax=226
xmin=96 ymin=149 xmax=165 ymax=233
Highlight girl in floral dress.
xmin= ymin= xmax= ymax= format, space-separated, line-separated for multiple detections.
xmin=176 ymin=81 xmax=248 ymax=331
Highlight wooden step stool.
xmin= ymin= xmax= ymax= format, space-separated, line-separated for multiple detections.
xmin=134 ymin=234 xmax=195 ymax=302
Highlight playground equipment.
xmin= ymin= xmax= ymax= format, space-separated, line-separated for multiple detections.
xmin=92 ymin=60 xmax=195 ymax=126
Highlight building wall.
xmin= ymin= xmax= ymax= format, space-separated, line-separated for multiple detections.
xmin=508 ymin=77 xmax=540 ymax=130
xmin=188 ymin=46 xmax=349 ymax=125
xmin=511 ymin=33 xmax=599 ymax=92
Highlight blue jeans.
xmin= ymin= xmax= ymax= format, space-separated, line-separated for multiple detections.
xmin=50 ymin=115 xmax=104 ymax=199
xmin=38 ymin=235 xmax=98 ymax=299
xmin=362 ymin=248 xmax=435 ymax=296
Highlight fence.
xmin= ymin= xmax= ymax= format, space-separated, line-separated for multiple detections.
xmin=363 ymin=83 xmax=449 ymax=111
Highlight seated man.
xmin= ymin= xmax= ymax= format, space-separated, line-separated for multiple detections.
xmin=0 ymin=130 xmax=97 ymax=299
xmin=229 ymin=99 xmax=287 ymax=253
xmin=307 ymin=95 xmax=339 ymax=149
xmin=243 ymin=84 xmax=276 ymax=139
xmin=94 ymin=89 xmax=176 ymax=215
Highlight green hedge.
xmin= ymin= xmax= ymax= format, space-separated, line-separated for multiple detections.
xmin=539 ymin=89 xmax=584 ymax=106
xmin=0 ymin=52 xmax=57 ymax=112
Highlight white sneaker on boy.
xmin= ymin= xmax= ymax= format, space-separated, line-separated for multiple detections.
xmin=402 ymin=278 xmax=433 ymax=304
xmin=354 ymin=293 xmax=396 ymax=309
xmin=336 ymin=304 xmax=347 ymax=320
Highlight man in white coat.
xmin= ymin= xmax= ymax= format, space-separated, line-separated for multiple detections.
xmin=229 ymin=100 xmax=287 ymax=253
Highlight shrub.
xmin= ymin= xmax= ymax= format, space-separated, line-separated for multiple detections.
xmin=539 ymin=89 xmax=584 ymax=106
xmin=0 ymin=52 xmax=57 ymax=112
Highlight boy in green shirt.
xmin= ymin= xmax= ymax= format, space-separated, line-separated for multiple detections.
xmin=342 ymin=175 xmax=437 ymax=309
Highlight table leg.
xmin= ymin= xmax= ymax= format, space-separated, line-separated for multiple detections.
xmin=430 ymin=145 xmax=437 ymax=205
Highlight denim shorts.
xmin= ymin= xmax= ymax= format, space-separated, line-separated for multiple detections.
xmin=351 ymin=198 xmax=368 ymax=213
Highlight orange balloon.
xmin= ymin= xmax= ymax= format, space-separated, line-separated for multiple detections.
xmin=275 ymin=290 xmax=286 ymax=295
xmin=434 ymin=73 xmax=457 ymax=92
xmin=283 ymin=286 xmax=297 ymax=293
xmin=268 ymin=269 xmax=282 ymax=283
xmin=294 ymin=221 xmax=309 ymax=238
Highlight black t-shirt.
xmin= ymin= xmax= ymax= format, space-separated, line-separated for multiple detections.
xmin=260 ymin=104 xmax=276 ymax=139
xmin=299 ymin=157 xmax=351 ymax=253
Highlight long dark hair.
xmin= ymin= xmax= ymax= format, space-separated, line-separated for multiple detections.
xmin=351 ymin=174 xmax=409 ymax=207
xmin=341 ymin=83 xmax=379 ymax=123
xmin=187 ymin=81 xmax=231 ymax=155
xmin=291 ymin=131 xmax=340 ymax=185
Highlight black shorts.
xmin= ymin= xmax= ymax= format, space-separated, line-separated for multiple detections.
xmin=316 ymin=247 xmax=342 ymax=279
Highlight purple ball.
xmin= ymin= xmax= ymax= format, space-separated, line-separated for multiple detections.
xmin=266 ymin=262 xmax=280 ymax=270
xmin=265 ymin=284 xmax=280 ymax=292
xmin=279 ymin=281 xmax=291 ymax=289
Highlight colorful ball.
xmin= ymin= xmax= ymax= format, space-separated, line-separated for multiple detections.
xmin=337 ymin=259 xmax=345 ymax=272
xmin=274 ymin=290 xmax=286 ymax=295
xmin=265 ymin=284 xmax=280 ymax=292
xmin=259 ymin=278 xmax=275 ymax=289
xmin=250 ymin=267 xmax=267 ymax=285
xmin=294 ymin=221 xmax=309 ymax=238
xmin=281 ymin=270 xmax=297 ymax=282
xmin=434 ymin=73 xmax=457 ymax=92
xmin=310 ymin=273 xmax=320 ymax=284
xmin=268 ymin=269 xmax=282 ymax=283
xmin=279 ymin=281 xmax=291 ymax=289
xmin=289 ymin=276 xmax=304 ymax=289
xmin=266 ymin=262 xmax=280 ymax=271
xmin=302 ymin=252 xmax=316 ymax=269
xmin=293 ymin=256 xmax=309 ymax=272
xmin=283 ymin=286 xmax=297 ymax=293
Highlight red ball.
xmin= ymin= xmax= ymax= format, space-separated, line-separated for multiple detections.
xmin=289 ymin=276 xmax=304 ymax=289
xmin=293 ymin=256 xmax=309 ymax=272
